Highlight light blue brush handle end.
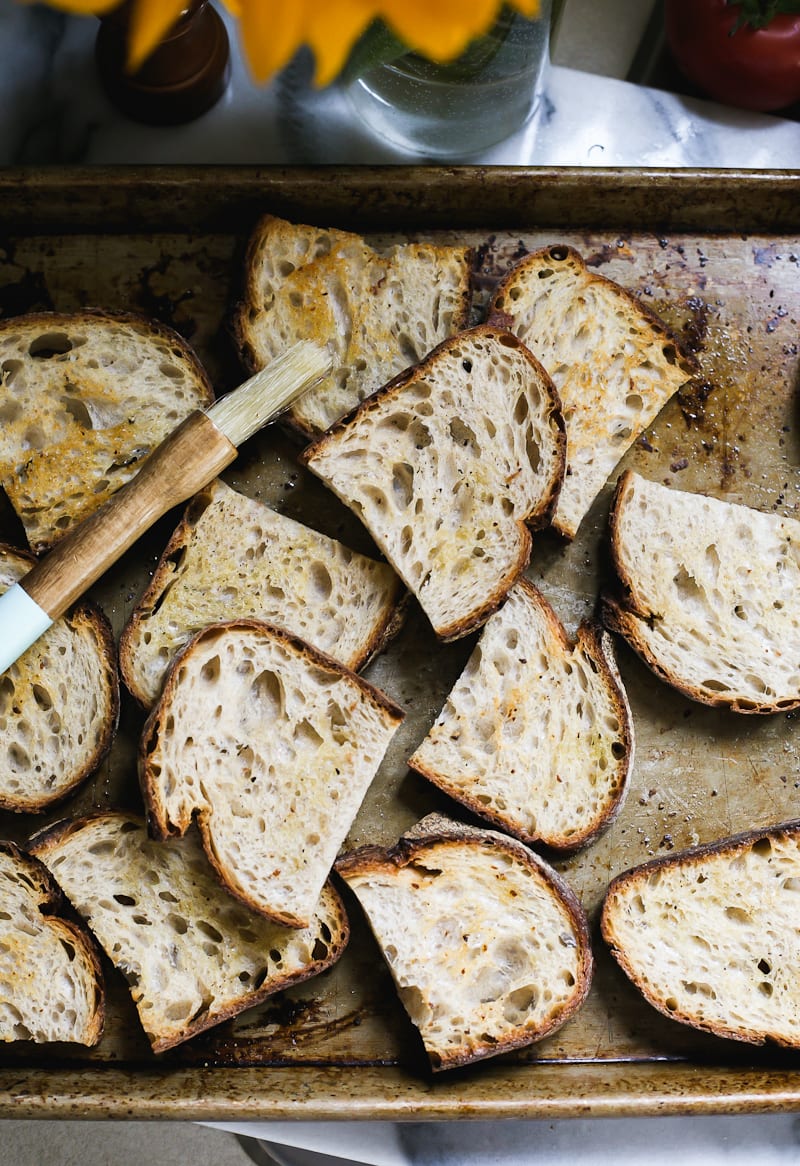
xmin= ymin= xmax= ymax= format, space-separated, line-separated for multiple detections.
xmin=0 ymin=584 xmax=53 ymax=674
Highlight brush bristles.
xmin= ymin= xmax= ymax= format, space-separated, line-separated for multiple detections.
xmin=207 ymin=341 xmax=332 ymax=446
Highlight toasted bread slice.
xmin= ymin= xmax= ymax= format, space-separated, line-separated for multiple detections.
xmin=233 ymin=214 xmax=473 ymax=437
xmin=120 ymin=478 xmax=406 ymax=708
xmin=0 ymin=310 xmax=214 ymax=554
xmin=601 ymin=820 xmax=800 ymax=1048
xmin=0 ymin=542 xmax=119 ymax=812
xmin=337 ymin=813 xmax=593 ymax=1071
xmin=408 ymin=579 xmax=633 ymax=851
xmin=140 ymin=619 xmax=404 ymax=929
xmin=603 ymin=470 xmax=800 ymax=713
xmin=302 ymin=326 xmax=566 ymax=642
xmin=488 ymin=244 xmax=698 ymax=538
xmin=0 ymin=841 xmax=103 ymax=1045
xmin=31 ymin=812 xmax=349 ymax=1054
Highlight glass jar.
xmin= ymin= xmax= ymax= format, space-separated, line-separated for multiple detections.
xmin=344 ymin=3 xmax=551 ymax=158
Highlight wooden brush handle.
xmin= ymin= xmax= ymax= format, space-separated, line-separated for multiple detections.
xmin=22 ymin=411 xmax=237 ymax=620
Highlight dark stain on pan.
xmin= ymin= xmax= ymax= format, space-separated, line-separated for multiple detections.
xmin=0 ymin=266 xmax=53 ymax=318
xmin=136 ymin=254 xmax=197 ymax=335
xmin=583 ymin=239 xmax=635 ymax=267
xmin=175 ymin=995 xmax=395 ymax=1066
xmin=677 ymin=379 xmax=715 ymax=428
xmin=680 ymin=295 xmax=711 ymax=356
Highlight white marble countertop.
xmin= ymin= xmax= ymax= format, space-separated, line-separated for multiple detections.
xmin=2 ymin=4 xmax=800 ymax=1165
xmin=0 ymin=0 xmax=798 ymax=168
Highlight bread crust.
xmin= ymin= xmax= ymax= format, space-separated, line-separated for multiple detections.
xmin=31 ymin=812 xmax=350 ymax=1054
xmin=337 ymin=813 xmax=593 ymax=1071
xmin=232 ymin=214 xmax=474 ymax=439
xmin=119 ymin=479 xmax=407 ymax=707
xmin=139 ymin=618 xmax=404 ymax=927
xmin=0 ymin=839 xmax=104 ymax=1046
xmin=0 ymin=309 xmax=215 ymax=554
xmin=409 ymin=579 xmax=633 ymax=851
xmin=302 ymin=325 xmax=566 ymax=643
xmin=604 ymin=469 xmax=800 ymax=713
xmin=601 ymin=820 xmax=800 ymax=1047
xmin=488 ymin=244 xmax=698 ymax=539
xmin=0 ymin=542 xmax=119 ymax=812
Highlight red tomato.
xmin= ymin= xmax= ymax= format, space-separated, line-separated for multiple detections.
xmin=664 ymin=0 xmax=800 ymax=113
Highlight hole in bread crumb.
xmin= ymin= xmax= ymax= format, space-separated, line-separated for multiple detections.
xmin=391 ymin=462 xmax=415 ymax=508
xmin=31 ymin=684 xmax=52 ymax=711
xmin=168 ymin=913 xmax=189 ymax=935
xmin=504 ymin=986 xmax=537 ymax=1020
xmin=449 ymin=417 xmax=478 ymax=450
xmin=29 ymin=332 xmax=73 ymax=359
xmin=197 ymin=920 xmax=224 ymax=944
xmin=200 ymin=655 xmax=221 ymax=685
xmin=159 ymin=362 xmax=184 ymax=380
xmin=725 ymin=906 xmax=752 ymax=924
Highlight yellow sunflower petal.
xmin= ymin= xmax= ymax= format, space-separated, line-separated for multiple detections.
xmin=235 ymin=0 xmax=307 ymax=85
xmin=306 ymin=2 xmax=376 ymax=86
xmin=127 ymin=0 xmax=193 ymax=70
xmin=34 ymin=0 xmax=119 ymax=13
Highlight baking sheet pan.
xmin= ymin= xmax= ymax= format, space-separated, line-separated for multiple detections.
xmin=0 ymin=166 xmax=799 ymax=1118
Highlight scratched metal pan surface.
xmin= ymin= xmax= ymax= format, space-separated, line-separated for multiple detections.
xmin=0 ymin=167 xmax=798 ymax=1118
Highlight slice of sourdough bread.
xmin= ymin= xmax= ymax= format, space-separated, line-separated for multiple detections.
xmin=603 ymin=470 xmax=800 ymax=713
xmin=488 ymin=244 xmax=698 ymax=539
xmin=140 ymin=619 xmax=404 ymax=929
xmin=0 ymin=542 xmax=119 ymax=812
xmin=302 ymin=326 xmax=566 ymax=642
xmin=120 ymin=478 xmax=406 ymax=708
xmin=337 ymin=813 xmax=592 ymax=1071
xmin=0 ymin=310 xmax=214 ymax=553
xmin=0 ymin=841 xmax=103 ymax=1045
xmin=232 ymin=214 xmax=473 ymax=436
xmin=408 ymin=579 xmax=633 ymax=851
xmin=601 ymin=820 xmax=800 ymax=1048
xmin=31 ymin=812 xmax=349 ymax=1054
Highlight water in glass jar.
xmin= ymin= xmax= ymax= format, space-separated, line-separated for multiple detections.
xmin=345 ymin=8 xmax=551 ymax=158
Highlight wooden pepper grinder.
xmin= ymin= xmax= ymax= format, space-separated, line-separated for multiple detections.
xmin=95 ymin=1 xmax=231 ymax=125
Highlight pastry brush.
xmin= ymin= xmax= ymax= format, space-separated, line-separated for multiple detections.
xmin=0 ymin=340 xmax=331 ymax=675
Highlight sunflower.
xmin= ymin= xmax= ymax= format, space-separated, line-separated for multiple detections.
xmin=37 ymin=0 xmax=541 ymax=85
